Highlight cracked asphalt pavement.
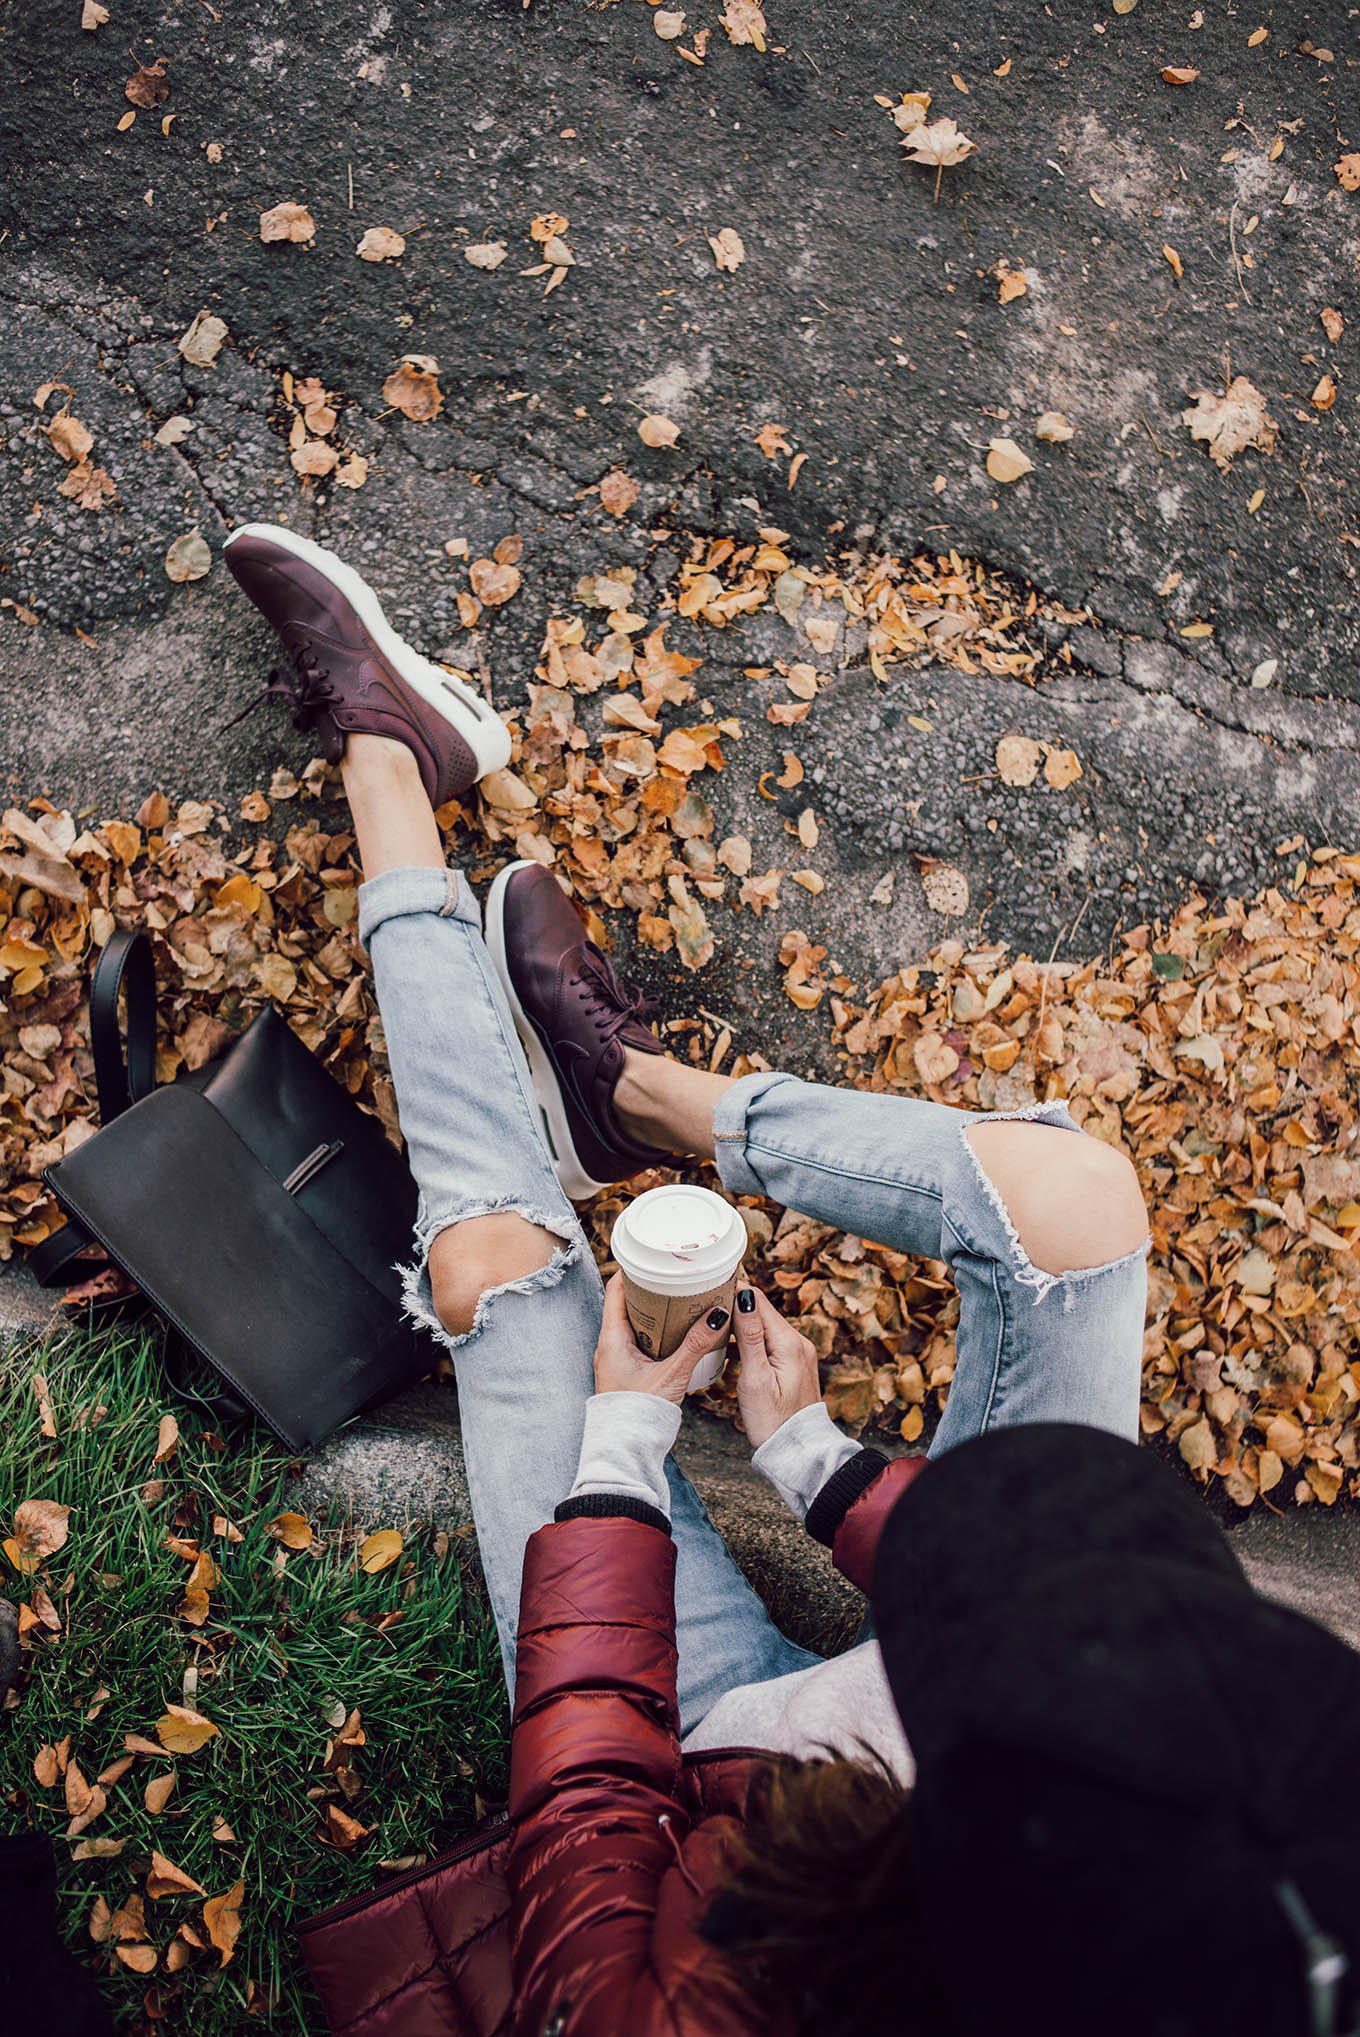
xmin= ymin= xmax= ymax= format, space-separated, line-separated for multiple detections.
xmin=2 ymin=0 xmax=1357 ymax=1066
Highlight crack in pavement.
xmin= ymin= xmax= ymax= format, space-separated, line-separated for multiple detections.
xmin=1103 ymin=642 xmax=1360 ymax=752
xmin=4 ymin=273 xmax=1334 ymax=742
xmin=835 ymin=645 xmax=1356 ymax=760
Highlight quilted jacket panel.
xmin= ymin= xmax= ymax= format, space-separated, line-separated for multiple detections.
xmin=301 ymin=1459 xmax=914 ymax=2036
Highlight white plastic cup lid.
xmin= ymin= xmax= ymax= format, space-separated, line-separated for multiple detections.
xmin=611 ymin=1185 xmax=746 ymax=1293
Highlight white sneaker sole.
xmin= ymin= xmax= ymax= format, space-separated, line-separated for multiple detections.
xmin=485 ymin=860 xmax=610 ymax=1203
xmin=224 ymin=521 xmax=512 ymax=781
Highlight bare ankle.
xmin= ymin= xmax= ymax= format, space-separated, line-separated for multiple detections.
xmin=614 ymin=1050 xmax=672 ymax=1150
xmin=343 ymin=732 xmax=422 ymax=779
xmin=342 ymin=734 xmax=445 ymax=880
xmin=615 ymin=1051 xmax=731 ymax=1159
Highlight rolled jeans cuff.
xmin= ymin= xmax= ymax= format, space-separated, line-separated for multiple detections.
xmin=711 ymin=1071 xmax=790 ymax=1197
xmin=357 ymin=864 xmax=477 ymax=949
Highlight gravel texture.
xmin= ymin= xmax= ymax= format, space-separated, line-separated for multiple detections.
xmin=2 ymin=0 xmax=1356 ymax=1035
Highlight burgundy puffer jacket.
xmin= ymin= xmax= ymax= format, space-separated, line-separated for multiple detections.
xmin=301 ymin=1453 xmax=924 ymax=2037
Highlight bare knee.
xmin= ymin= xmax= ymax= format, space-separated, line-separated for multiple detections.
xmin=966 ymin=1120 xmax=1146 ymax=1278
xmin=428 ymin=1212 xmax=561 ymax=1337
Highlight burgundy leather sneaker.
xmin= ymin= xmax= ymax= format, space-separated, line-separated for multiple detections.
xmin=223 ymin=523 xmax=510 ymax=804
xmin=485 ymin=861 xmax=670 ymax=1199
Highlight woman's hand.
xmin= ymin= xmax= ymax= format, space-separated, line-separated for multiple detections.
xmin=732 ymin=1284 xmax=823 ymax=1449
xmin=592 ymin=1273 xmax=732 ymax=1406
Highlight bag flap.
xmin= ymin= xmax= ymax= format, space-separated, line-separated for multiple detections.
xmin=46 ymin=1085 xmax=427 ymax=1453
xmin=201 ymin=1008 xmax=418 ymax=1299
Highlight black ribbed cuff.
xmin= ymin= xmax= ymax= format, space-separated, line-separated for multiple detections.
xmin=553 ymin=1492 xmax=672 ymax=1535
xmin=805 ymin=1449 xmax=890 ymax=1548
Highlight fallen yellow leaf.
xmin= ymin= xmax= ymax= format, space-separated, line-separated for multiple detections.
xmin=637 ymin=414 xmax=680 ymax=448
xmin=382 ymin=358 xmax=443 ymax=422
xmin=12 ymin=1499 xmax=71 ymax=1557
xmin=202 ymin=1881 xmax=245 ymax=1966
xmin=996 ymin=735 xmax=1042 ymax=787
xmin=147 ymin=1850 xmax=207 ymax=1899
xmin=3 ymin=1538 xmax=40 ymax=1576
xmin=179 ymin=1584 xmax=211 ymax=1627
xmin=358 ymin=1528 xmax=403 ymax=1574
xmin=156 ymin=1705 xmax=220 ymax=1756
xmin=706 ymin=227 xmax=745 ymax=271
xmin=259 ymin=200 xmax=316 ymax=245
xmin=986 ymin=437 xmax=1033 ymax=484
xmin=144 ymin=1771 xmax=177 ymax=1815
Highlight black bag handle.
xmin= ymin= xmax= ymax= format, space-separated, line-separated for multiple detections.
xmin=30 ymin=929 xmax=158 ymax=1289
xmin=90 ymin=927 xmax=158 ymax=1123
xmin=28 ymin=1222 xmax=104 ymax=1287
xmin=163 ymin=1333 xmax=251 ymax=1428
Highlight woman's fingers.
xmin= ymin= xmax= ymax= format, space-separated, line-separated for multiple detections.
xmin=750 ymin=1285 xmax=785 ymax=1333
xmin=632 ymin=1300 xmax=731 ymax=1396
xmin=733 ymin=1287 xmax=784 ymax=1409
xmin=601 ymin=1271 xmax=630 ymax=1329
xmin=732 ymin=1285 xmax=772 ymax=1364
xmin=673 ymin=1299 xmax=733 ymax=1366
xmin=593 ymin=1274 xmax=635 ymax=1364
xmin=749 ymin=1284 xmax=807 ymax=1364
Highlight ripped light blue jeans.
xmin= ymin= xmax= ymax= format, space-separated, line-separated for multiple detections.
xmin=360 ymin=864 xmax=1148 ymax=1734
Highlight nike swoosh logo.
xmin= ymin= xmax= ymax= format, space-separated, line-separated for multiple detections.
xmin=529 ymin=1021 xmax=598 ymax=1127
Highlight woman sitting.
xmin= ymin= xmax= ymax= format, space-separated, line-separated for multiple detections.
xmin=227 ymin=524 xmax=1151 ymax=2036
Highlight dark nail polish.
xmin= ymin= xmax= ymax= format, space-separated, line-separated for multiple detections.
xmin=706 ymin=1306 xmax=729 ymax=1330
xmin=736 ymin=1287 xmax=756 ymax=1314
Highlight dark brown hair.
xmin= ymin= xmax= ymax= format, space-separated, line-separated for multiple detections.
xmin=700 ymin=1756 xmax=961 ymax=2037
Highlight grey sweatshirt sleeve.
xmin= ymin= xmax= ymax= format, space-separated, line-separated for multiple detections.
xmin=565 ymin=1391 xmax=683 ymax=1519
xmin=751 ymin=1400 xmax=862 ymax=1520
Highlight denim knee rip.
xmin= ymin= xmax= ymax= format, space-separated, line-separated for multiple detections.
xmin=398 ymin=1195 xmax=586 ymax=1355
xmin=961 ymin=1101 xmax=1150 ymax=1308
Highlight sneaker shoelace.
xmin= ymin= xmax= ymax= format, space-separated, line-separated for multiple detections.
xmin=577 ymin=944 xmax=657 ymax=1046
xmin=226 ymin=643 xmax=340 ymax=734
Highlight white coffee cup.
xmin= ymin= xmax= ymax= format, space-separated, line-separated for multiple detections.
xmin=610 ymin=1184 xmax=747 ymax=1391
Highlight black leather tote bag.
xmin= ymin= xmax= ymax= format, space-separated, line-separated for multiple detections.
xmin=29 ymin=929 xmax=433 ymax=1451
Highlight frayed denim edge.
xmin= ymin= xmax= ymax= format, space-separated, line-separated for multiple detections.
xmin=396 ymin=1195 xmax=584 ymax=1356
xmin=961 ymin=1101 xmax=1149 ymax=1308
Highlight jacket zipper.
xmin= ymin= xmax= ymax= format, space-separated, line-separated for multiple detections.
xmin=684 ymin=1748 xmax=778 ymax=1767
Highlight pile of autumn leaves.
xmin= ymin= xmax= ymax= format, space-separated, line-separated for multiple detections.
xmin=814 ymin=869 xmax=1360 ymax=1511
xmin=2 ymin=513 xmax=1360 ymax=1514
xmin=5 ymin=608 xmax=1360 ymax=1508
xmin=564 ymin=852 xmax=1360 ymax=1514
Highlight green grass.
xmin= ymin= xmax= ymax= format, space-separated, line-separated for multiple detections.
xmin=0 ymin=1319 xmax=509 ymax=2035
